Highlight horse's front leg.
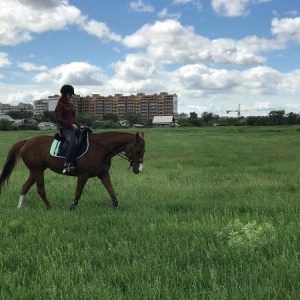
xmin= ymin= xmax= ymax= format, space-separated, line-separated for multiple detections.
xmin=98 ymin=172 xmax=118 ymax=208
xmin=70 ymin=174 xmax=89 ymax=211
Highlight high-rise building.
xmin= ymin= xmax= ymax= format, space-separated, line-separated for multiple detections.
xmin=34 ymin=92 xmax=178 ymax=121
xmin=33 ymin=95 xmax=60 ymax=115
xmin=88 ymin=92 xmax=178 ymax=121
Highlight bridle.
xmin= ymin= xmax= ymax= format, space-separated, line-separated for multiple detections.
xmin=102 ymin=143 xmax=143 ymax=169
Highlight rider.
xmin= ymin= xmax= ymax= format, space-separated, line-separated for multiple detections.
xmin=55 ymin=84 xmax=81 ymax=174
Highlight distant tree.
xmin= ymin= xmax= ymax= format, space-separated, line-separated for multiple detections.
xmin=187 ymin=111 xmax=203 ymax=126
xmin=77 ymin=114 xmax=97 ymax=127
xmin=285 ymin=112 xmax=299 ymax=125
xmin=124 ymin=111 xmax=142 ymax=125
xmin=246 ymin=116 xmax=257 ymax=126
xmin=189 ymin=112 xmax=198 ymax=119
xmin=7 ymin=110 xmax=33 ymax=119
xmin=201 ymin=112 xmax=214 ymax=124
xmin=0 ymin=119 xmax=14 ymax=131
xmin=103 ymin=113 xmax=118 ymax=122
xmin=255 ymin=116 xmax=269 ymax=126
xmin=178 ymin=118 xmax=192 ymax=127
xmin=42 ymin=111 xmax=56 ymax=123
xmin=268 ymin=110 xmax=285 ymax=125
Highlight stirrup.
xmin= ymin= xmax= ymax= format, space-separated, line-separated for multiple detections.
xmin=62 ymin=163 xmax=75 ymax=174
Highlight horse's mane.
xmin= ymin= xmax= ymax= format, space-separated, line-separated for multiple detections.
xmin=93 ymin=131 xmax=134 ymax=138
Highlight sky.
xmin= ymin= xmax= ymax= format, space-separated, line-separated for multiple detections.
xmin=0 ymin=0 xmax=300 ymax=117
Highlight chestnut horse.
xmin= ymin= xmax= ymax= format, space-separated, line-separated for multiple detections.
xmin=0 ymin=131 xmax=145 ymax=210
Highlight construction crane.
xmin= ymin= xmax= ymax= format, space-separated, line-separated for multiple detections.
xmin=226 ymin=104 xmax=273 ymax=118
xmin=226 ymin=104 xmax=246 ymax=118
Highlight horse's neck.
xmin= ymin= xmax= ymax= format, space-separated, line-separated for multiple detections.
xmin=99 ymin=133 xmax=134 ymax=153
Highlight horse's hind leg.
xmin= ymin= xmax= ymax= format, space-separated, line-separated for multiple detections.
xmin=98 ymin=172 xmax=118 ymax=208
xmin=17 ymin=172 xmax=35 ymax=208
xmin=34 ymin=171 xmax=52 ymax=210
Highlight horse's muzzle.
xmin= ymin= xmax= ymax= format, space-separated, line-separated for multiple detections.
xmin=132 ymin=162 xmax=143 ymax=174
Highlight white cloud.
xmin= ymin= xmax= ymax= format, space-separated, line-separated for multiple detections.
xmin=81 ymin=20 xmax=122 ymax=42
xmin=109 ymin=54 xmax=166 ymax=93
xmin=212 ymin=0 xmax=250 ymax=17
xmin=0 ymin=53 xmax=12 ymax=68
xmin=18 ymin=0 xmax=63 ymax=9
xmin=0 ymin=0 xmax=123 ymax=46
xmin=172 ymin=0 xmax=202 ymax=10
xmin=211 ymin=0 xmax=271 ymax=17
xmin=158 ymin=8 xmax=181 ymax=20
xmin=130 ymin=0 xmax=155 ymax=13
xmin=285 ymin=10 xmax=299 ymax=17
xmin=33 ymin=62 xmax=106 ymax=86
xmin=17 ymin=62 xmax=47 ymax=71
xmin=271 ymin=17 xmax=300 ymax=43
xmin=173 ymin=0 xmax=193 ymax=4
xmin=0 ymin=0 xmax=83 ymax=46
xmin=123 ymin=20 xmax=267 ymax=65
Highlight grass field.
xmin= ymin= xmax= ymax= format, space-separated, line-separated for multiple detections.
xmin=1 ymin=126 xmax=300 ymax=299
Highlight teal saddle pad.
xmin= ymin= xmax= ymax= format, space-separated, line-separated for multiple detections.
xmin=50 ymin=133 xmax=89 ymax=159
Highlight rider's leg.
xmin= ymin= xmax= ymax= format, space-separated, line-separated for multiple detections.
xmin=62 ymin=128 xmax=77 ymax=173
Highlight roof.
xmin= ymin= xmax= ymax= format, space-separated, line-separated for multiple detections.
xmin=14 ymin=119 xmax=25 ymax=124
xmin=0 ymin=114 xmax=14 ymax=121
xmin=152 ymin=116 xmax=175 ymax=124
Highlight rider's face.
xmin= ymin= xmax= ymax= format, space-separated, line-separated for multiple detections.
xmin=66 ymin=94 xmax=73 ymax=101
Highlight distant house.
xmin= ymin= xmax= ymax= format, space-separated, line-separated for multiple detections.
xmin=152 ymin=116 xmax=176 ymax=127
xmin=13 ymin=119 xmax=25 ymax=126
xmin=0 ymin=114 xmax=15 ymax=122
xmin=38 ymin=122 xmax=57 ymax=130
xmin=0 ymin=114 xmax=24 ymax=126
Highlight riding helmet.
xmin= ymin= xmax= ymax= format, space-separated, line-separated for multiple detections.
xmin=60 ymin=84 xmax=75 ymax=95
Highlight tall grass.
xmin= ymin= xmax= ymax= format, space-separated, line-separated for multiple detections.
xmin=1 ymin=127 xmax=300 ymax=299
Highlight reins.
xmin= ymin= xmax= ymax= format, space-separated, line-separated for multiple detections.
xmin=101 ymin=144 xmax=133 ymax=169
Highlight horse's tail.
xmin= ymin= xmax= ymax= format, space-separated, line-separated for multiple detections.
xmin=0 ymin=140 xmax=27 ymax=193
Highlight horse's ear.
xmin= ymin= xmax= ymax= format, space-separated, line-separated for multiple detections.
xmin=136 ymin=132 xmax=144 ymax=140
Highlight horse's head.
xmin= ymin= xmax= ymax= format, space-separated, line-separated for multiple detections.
xmin=126 ymin=132 xmax=145 ymax=174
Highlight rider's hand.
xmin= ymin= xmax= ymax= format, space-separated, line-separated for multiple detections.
xmin=72 ymin=124 xmax=78 ymax=130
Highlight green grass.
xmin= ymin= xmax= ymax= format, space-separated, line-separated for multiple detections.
xmin=1 ymin=127 xmax=300 ymax=299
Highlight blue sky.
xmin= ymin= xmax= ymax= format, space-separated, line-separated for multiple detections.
xmin=0 ymin=0 xmax=299 ymax=116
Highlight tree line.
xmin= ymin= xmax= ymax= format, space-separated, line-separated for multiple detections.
xmin=1 ymin=109 xmax=299 ymax=131
xmin=178 ymin=110 xmax=300 ymax=127
xmin=0 ymin=110 xmax=145 ymax=131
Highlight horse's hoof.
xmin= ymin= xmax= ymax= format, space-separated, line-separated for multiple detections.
xmin=70 ymin=200 xmax=78 ymax=211
xmin=111 ymin=198 xmax=118 ymax=208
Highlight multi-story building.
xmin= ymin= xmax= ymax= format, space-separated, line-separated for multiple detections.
xmin=33 ymin=92 xmax=178 ymax=122
xmin=0 ymin=102 xmax=33 ymax=114
xmin=33 ymin=95 xmax=61 ymax=115
xmin=90 ymin=92 xmax=178 ymax=122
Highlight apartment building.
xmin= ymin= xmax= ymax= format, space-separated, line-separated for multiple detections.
xmin=34 ymin=92 xmax=178 ymax=121
xmin=0 ymin=102 xmax=33 ymax=114
xmin=33 ymin=95 xmax=61 ymax=115
xmin=89 ymin=92 xmax=178 ymax=122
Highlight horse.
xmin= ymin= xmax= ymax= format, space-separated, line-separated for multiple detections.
xmin=0 ymin=131 xmax=145 ymax=210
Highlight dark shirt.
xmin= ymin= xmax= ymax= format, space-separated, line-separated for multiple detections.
xmin=55 ymin=100 xmax=80 ymax=129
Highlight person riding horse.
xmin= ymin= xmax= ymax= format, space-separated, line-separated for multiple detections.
xmin=54 ymin=84 xmax=81 ymax=174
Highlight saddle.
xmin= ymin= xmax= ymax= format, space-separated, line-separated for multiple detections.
xmin=50 ymin=127 xmax=92 ymax=159
xmin=54 ymin=127 xmax=92 ymax=150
